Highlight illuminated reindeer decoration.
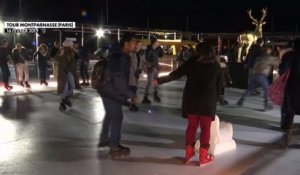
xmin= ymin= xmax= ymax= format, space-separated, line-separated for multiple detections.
xmin=237 ymin=8 xmax=267 ymax=62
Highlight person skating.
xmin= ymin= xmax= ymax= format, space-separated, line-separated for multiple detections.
xmin=78 ymin=45 xmax=90 ymax=86
xmin=154 ymin=42 xmax=224 ymax=166
xmin=142 ymin=38 xmax=162 ymax=104
xmin=245 ymin=38 xmax=264 ymax=96
xmin=219 ymin=57 xmax=232 ymax=105
xmin=97 ymin=33 xmax=137 ymax=158
xmin=128 ymin=40 xmax=145 ymax=111
xmin=0 ymin=39 xmax=13 ymax=90
xmin=12 ymin=43 xmax=31 ymax=88
xmin=55 ymin=40 xmax=77 ymax=111
xmin=33 ymin=44 xmax=50 ymax=86
xmin=236 ymin=45 xmax=279 ymax=111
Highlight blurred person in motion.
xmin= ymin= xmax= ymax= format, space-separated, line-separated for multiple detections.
xmin=142 ymin=38 xmax=161 ymax=104
xmin=55 ymin=40 xmax=77 ymax=111
xmin=245 ymin=38 xmax=264 ymax=96
xmin=0 ymin=39 xmax=13 ymax=90
xmin=50 ymin=41 xmax=60 ymax=80
xmin=78 ymin=45 xmax=90 ymax=86
xmin=237 ymin=45 xmax=279 ymax=111
xmin=33 ymin=44 xmax=50 ymax=86
xmin=154 ymin=42 xmax=224 ymax=166
xmin=12 ymin=43 xmax=31 ymax=88
xmin=128 ymin=40 xmax=145 ymax=111
xmin=73 ymin=42 xmax=81 ymax=89
xmin=218 ymin=57 xmax=232 ymax=105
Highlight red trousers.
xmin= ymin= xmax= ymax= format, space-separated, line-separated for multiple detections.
xmin=186 ymin=114 xmax=212 ymax=148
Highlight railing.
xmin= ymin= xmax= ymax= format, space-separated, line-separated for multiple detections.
xmin=2 ymin=56 xmax=178 ymax=84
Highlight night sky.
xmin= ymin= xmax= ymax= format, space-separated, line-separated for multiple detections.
xmin=0 ymin=0 xmax=299 ymax=33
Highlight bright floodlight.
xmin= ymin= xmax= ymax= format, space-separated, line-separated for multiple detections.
xmin=96 ymin=28 xmax=104 ymax=38
xmin=0 ymin=20 xmax=4 ymax=34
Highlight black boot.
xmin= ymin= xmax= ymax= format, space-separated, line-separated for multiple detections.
xmin=236 ymin=98 xmax=244 ymax=107
xmin=19 ymin=81 xmax=25 ymax=87
xmin=264 ymin=102 xmax=274 ymax=111
xmin=220 ymin=96 xmax=229 ymax=105
xmin=129 ymin=104 xmax=139 ymax=112
xmin=25 ymin=81 xmax=31 ymax=88
xmin=142 ymin=96 xmax=151 ymax=104
xmin=59 ymin=102 xmax=67 ymax=111
xmin=282 ymin=129 xmax=292 ymax=149
xmin=62 ymin=98 xmax=72 ymax=107
xmin=154 ymin=92 xmax=161 ymax=103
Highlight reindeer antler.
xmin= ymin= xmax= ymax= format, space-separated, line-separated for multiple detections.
xmin=247 ymin=9 xmax=258 ymax=23
xmin=260 ymin=7 xmax=268 ymax=22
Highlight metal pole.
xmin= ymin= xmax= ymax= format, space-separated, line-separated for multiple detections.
xmin=59 ymin=30 xmax=62 ymax=46
xmin=174 ymin=32 xmax=176 ymax=40
xmin=117 ymin=28 xmax=120 ymax=41
xmin=13 ymin=33 xmax=16 ymax=46
xmin=81 ymin=25 xmax=84 ymax=46
xmin=106 ymin=0 xmax=109 ymax=25
xmin=19 ymin=0 xmax=22 ymax=18
xmin=35 ymin=33 xmax=39 ymax=51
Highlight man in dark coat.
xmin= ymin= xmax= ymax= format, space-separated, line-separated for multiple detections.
xmin=0 ymin=39 xmax=13 ymax=90
xmin=97 ymin=32 xmax=137 ymax=159
xmin=142 ymin=38 xmax=162 ymax=104
xmin=245 ymin=38 xmax=264 ymax=96
xmin=281 ymin=40 xmax=300 ymax=148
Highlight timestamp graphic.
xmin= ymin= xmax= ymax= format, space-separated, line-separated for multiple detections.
xmin=4 ymin=28 xmax=45 ymax=34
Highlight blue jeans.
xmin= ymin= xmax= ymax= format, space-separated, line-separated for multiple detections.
xmin=240 ymin=74 xmax=270 ymax=103
xmin=144 ymin=67 xmax=159 ymax=97
xmin=1 ymin=64 xmax=11 ymax=84
xmin=61 ymin=72 xmax=75 ymax=99
xmin=99 ymin=96 xmax=124 ymax=149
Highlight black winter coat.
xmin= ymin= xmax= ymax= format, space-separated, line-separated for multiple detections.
xmin=287 ymin=52 xmax=300 ymax=114
xmin=157 ymin=59 xmax=224 ymax=120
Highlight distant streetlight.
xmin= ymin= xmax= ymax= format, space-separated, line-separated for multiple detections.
xmin=164 ymin=35 xmax=167 ymax=39
xmin=96 ymin=28 xmax=105 ymax=38
xmin=96 ymin=28 xmax=105 ymax=49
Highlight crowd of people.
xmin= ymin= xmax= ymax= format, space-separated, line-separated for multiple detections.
xmin=0 ymin=33 xmax=300 ymax=166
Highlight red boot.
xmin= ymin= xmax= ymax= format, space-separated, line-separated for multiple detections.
xmin=199 ymin=148 xmax=214 ymax=166
xmin=184 ymin=145 xmax=195 ymax=163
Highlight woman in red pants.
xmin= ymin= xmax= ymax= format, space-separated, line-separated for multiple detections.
xmin=154 ymin=42 xmax=224 ymax=166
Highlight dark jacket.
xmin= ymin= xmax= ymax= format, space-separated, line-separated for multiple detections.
xmin=286 ymin=46 xmax=300 ymax=114
xmin=146 ymin=46 xmax=160 ymax=68
xmin=55 ymin=53 xmax=77 ymax=94
xmin=246 ymin=44 xmax=262 ymax=68
xmin=158 ymin=58 xmax=224 ymax=120
xmin=98 ymin=46 xmax=133 ymax=106
xmin=0 ymin=47 xmax=10 ymax=67
xmin=50 ymin=46 xmax=59 ymax=58
xmin=279 ymin=50 xmax=293 ymax=76
xmin=253 ymin=54 xmax=279 ymax=76
xmin=12 ymin=48 xmax=29 ymax=64
xmin=78 ymin=47 xmax=89 ymax=63
xmin=33 ymin=51 xmax=49 ymax=66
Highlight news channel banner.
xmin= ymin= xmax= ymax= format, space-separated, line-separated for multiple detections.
xmin=3 ymin=22 xmax=76 ymax=33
